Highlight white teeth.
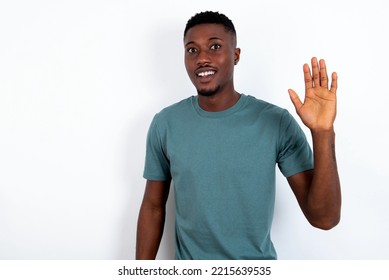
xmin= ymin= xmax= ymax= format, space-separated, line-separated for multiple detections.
xmin=197 ymin=71 xmax=215 ymax=77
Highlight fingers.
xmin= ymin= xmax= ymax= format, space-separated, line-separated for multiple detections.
xmin=330 ymin=72 xmax=338 ymax=94
xmin=311 ymin=57 xmax=320 ymax=87
xmin=303 ymin=63 xmax=313 ymax=91
xmin=318 ymin=58 xmax=338 ymax=94
xmin=305 ymin=57 xmax=334 ymax=91
xmin=319 ymin=59 xmax=329 ymax=88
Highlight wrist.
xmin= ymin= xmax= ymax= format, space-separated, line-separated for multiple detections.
xmin=310 ymin=126 xmax=335 ymax=135
xmin=310 ymin=128 xmax=336 ymax=143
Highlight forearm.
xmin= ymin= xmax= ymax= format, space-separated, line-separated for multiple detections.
xmin=308 ymin=129 xmax=341 ymax=229
xmin=136 ymin=205 xmax=166 ymax=259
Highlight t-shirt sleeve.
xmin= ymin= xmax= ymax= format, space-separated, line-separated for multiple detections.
xmin=277 ymin=110 xmax=313 ymax=177
xmin=143 ymin=114 xmax=171 ymax=181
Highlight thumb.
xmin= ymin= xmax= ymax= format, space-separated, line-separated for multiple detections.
xmin=288 ymin=89 xmax=303 ymax=112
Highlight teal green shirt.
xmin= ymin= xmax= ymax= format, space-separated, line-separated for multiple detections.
xmin=143 ymin=94 xmax=313 ymax=259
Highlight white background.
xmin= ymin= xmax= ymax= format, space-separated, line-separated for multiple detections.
xmin=0 ymin=0 xmax=388 ymax=260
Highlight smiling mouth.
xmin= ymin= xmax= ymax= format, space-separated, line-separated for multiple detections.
xmin=196 ymin=70 xmax=215 ymax=77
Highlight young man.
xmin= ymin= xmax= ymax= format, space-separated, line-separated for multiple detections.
xmin=136 ymin=11 xmax=341 ymax=260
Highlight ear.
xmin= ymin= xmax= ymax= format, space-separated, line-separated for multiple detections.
xmin=234 ymin=48 xmax=241 ymax=65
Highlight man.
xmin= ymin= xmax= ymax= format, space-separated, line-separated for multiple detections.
xmin=136 ymin=11 xmax=341 ymax=260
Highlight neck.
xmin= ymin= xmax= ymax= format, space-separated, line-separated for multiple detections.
xmin=198 ymin=89 xmax=240 ymax=112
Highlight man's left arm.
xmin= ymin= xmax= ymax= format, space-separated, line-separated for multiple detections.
xmin=287 ymin=57 xmax=341 ymax=230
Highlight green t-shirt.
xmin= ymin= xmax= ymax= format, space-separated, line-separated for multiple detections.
xmin=143 ymin=94 xmax=313 ymax=259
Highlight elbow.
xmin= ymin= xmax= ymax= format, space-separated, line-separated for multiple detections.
xmin=305 ymin=200 xmax=342 ymax=230
xmin=309 ymin=214 xmax=341 ymax=230
xmin=311 ymin=220 xmax=340 ymax=231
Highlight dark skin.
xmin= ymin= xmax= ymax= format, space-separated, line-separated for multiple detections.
xmin=136 ymin=23 xmax=341 ymax=259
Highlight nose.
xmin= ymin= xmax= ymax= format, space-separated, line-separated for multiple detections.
xmin=196 ymin=50 xmax=211 ymax=66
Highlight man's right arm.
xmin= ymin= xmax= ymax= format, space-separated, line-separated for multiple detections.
xmin=136 ymin=179 xmax=171 ymax=260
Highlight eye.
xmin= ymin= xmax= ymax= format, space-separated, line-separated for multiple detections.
xmin=210 ymin=44 xmax=221 ymax=50
xmin=187 ymin=47 xmax=198 ymax=54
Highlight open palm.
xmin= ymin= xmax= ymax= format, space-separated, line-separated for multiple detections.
xmin=288 ymin=57 xmax=338 ymax=131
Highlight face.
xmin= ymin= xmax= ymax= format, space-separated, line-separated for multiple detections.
xmin=184 ymin=24 xmax=240 ymax=97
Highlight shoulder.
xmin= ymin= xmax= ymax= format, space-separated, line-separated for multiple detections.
xmin=149 ymin=96 xmax=196 ymax=132
xmin=154 ymin=96 xmax=194 ymax=120
xmin=243 ymin=94 xmax=289 ymax=121
xmin=245 ymin=94 xmax=284 ymax=111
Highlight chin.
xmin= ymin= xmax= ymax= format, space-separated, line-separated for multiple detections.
xmin=197 ymin=86 xmax=220 ymax=97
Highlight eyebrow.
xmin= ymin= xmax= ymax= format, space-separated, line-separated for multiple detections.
xmin=209 ymin=36 xmax=224 ymax=41
xmin=185 ymin=36 xmax=224 ymax=47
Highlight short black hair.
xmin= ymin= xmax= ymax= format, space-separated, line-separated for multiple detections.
xmin=184 ymin=11 xmax=236 ymax=38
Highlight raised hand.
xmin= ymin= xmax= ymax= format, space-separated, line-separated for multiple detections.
xmin=288 ymin=57 xmax=338 ymax=131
